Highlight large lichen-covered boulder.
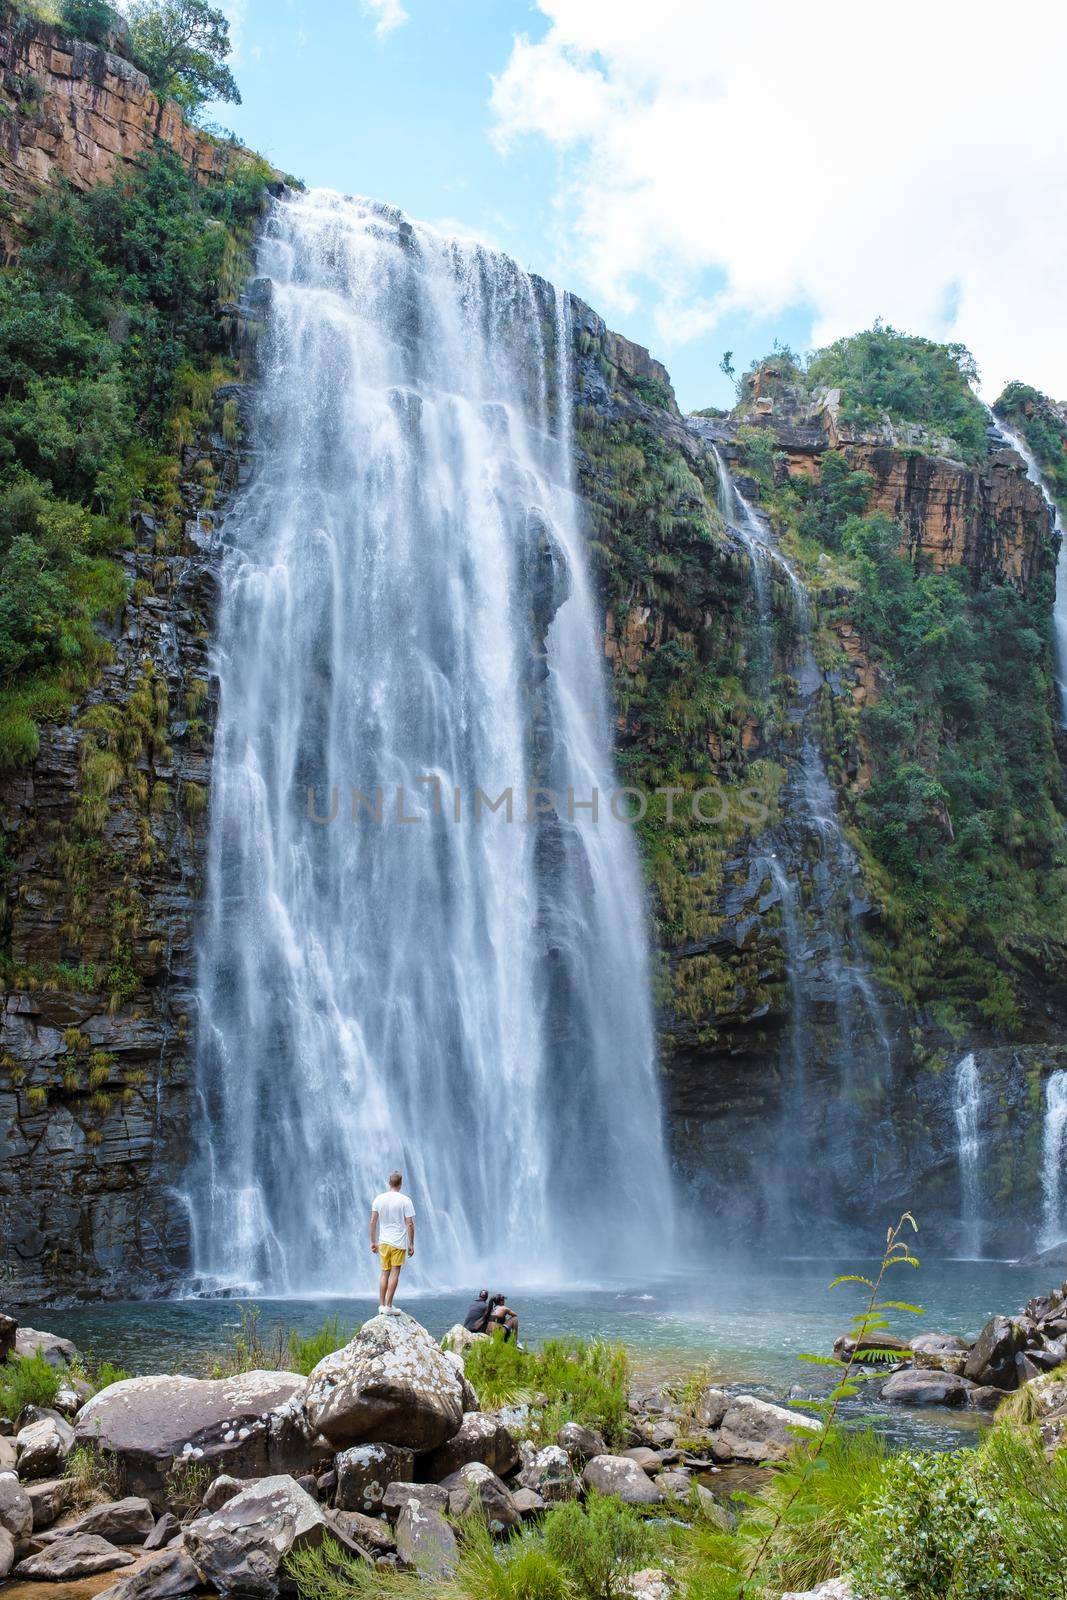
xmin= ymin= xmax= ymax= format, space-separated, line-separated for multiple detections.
xmin=334 ymin=1443 xmax=414 ymax=1512
xmin=183 ymin=1475 xmax=326 ymax=1600
xmin=712 ymin=1396 xmax=821 ymax=1463
xmin=302 ymin=1312 xmax=464 ymax=1451
xmin=441 ymin=1462 xmax=520 ymax=1531
xmin=394 ymin=1500 xmax=458 ymax=1579
xmin=73 ymin=1371 xmax=311 ymax=1500
xmin=582 ymin=1455 xmax=664 ymax=1505
xmin=423 ymin=1410 xmax=520 ymax=1479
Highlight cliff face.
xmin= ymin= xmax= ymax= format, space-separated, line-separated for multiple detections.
xmin=0 ymin=8 xmax=221 ymax=235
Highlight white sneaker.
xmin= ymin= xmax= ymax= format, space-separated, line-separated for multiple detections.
xmin=377 ymin=1305 xmax=386 ymax=1314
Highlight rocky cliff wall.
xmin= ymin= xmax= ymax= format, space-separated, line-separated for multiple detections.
xmin=0 ymin=6 xmax=222 ymax=236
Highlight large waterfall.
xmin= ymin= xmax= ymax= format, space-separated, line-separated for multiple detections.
xmin=952 ymin=1053 xmax=982 ymax=1258
xmin=189 ymin=190 xmax=671 ymax=1294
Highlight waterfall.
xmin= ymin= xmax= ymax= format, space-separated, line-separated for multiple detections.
xmin=952 ymin=1052 xmax=982 ymax=1258
xmin=989 ymin=416 xmax=1067 ymax=724
xmin=1040 ymin=1070 xmax=1067 ymax=1251
xmin=707 ymin=444 xmax=891 ymax=1228
xmin=188 ymin=190 xmax=672 ymax=1294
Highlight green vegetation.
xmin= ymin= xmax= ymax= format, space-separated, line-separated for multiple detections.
xmin=208 ymin=1306 xmax=354 ymax=1378
xmin=0 ymin=1349 xmax=61 ymax=1420
xmin=996 ymin=382 xmax=1067 ymax=512
xmin=0 ymin=142 xmax=269 ymax=767
xmin=128 ymin=0 xmax=240 ymax=115
xmin=806 ymin=321 xmax=990 ymax=463
xmin=462 ymin=1333 xmax=629 ymax=1446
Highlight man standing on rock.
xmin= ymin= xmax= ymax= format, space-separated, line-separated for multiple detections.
xmin=370 ymin=1171 xmax=415 ymax=1313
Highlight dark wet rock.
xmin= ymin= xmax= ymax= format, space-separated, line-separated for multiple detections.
xmin=72 ymin=1370 xmax=309 ymax=1499
xmin=41 ymin=1496 xmax=155 ymax=1545
xmin=967 ymin=1385 xmax=1004 ymax=1413
xmin=963 ymin=1317 xmax=1025 ymax=1390
xmin=881 ymin=1369 xmax=974 ymax=1407
xmin=0 ymin=1315 xmax=16 ymax=1364
xmin=423 ymin=1409 xmax=520 ymax=1479
xmin=555 ymin=1421 xmax=605 ymax=1463
xmin=15 ymin=1532 xmax=136 ymax=1579
xmin=582 ymin=1455 xmax=664 ymax=1505
xmin=380 ymin=1482 xmax=448 ymax=1523
xmin=184 ymin=1474 xmax=326 ymax=1600
xmin=96 ymin=1546 xmax=200 ymax=1600
xmin=394 ymin=1501 xmax=457 ymax=1578
xmin=441 ymin=1463 xmax=520 ymax=1531
xmin=517 ymin=1444 xmax=579 ymax=1503
xmin=335 ymin=1443 xmax=414 ymax=1513
xmin=303 ymin=1314 xmax=463 ymax=1451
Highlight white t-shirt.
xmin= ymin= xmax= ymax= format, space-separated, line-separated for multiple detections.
xmin=373 ymin=1190 xmax=415 ymax=1248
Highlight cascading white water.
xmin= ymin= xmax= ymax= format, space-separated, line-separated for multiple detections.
xmin=952 ymin=1053 xmax=982 ymax=1258
xmin=1040 ymin=1070 xmax=1067 ymax=1251
xmin=989 ymin=416 xmax=1067 ymax=723
xmin=707 ymin=443 xmax=892 ymax=1226
xmin=189 ymin=190 xmax=672 ymax=1293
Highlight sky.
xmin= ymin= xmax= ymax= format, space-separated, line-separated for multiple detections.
xmin=208 ymin=0 xmax=1067 ymax=414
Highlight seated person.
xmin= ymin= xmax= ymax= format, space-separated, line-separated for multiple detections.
xmin=463 ymin=1289 xmax=491 ymax=1333
xmin=486 ymin=1292 xmax=519 ymax=1343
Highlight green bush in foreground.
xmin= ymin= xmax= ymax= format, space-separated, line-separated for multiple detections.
xmin=0 ymin=1350 xmax=61 ymax=1421
xmin=462 ymin=1332 xmax=629 ymax=1445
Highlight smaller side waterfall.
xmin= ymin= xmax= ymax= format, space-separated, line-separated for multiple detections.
xmin=989 ymin=416 xmax=1067 ymax=724
xmin=952 ymin=1053 xmax=982 ymax=1257
xmin=1040 ymin=1070 xmax=1067 ymax=1250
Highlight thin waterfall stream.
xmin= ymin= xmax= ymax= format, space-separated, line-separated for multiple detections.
xmin=708 ymin=444 xmax=892 ymax=1231
xmin=187 ymin=190 xmax=671 ymax=1294
xmin=952 ymin=1053 xmax=982 ymax=1259
xmin=1040 ymin=1070 xmax=1067 ymax=1251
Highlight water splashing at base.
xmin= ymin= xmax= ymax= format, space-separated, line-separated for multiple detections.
xmin=189 ymin=191 xmax=672 ymax=1294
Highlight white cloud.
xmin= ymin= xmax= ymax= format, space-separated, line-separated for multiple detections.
xmin=362 ymin=0 xmax=409 ymax=40
xmin=490 ymin=0 xmax=1067 ymax=400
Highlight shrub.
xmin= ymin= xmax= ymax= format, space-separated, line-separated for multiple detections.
xmin=0 ymin=1351 xmax=61 ymax=1422
xmin=463 ymin=1333 xmax=629 ymax=1444
xmin=541 ymin=1495 xmax=657 ymax=1600
xmin=456 ymin=1521 xmax=571 ymax=1600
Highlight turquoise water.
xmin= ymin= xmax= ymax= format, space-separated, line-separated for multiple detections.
xmin=22 ymin=1256 xmax=1050 ymax=1451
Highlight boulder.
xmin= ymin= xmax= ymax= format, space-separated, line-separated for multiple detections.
xmin=832 ymin=1333 xmax=910 ymax=1364
xmin=303 ymin=1313 xmax=464 ymax=1451
xmin=335 ymin=1443 xmax=414 ymax=1513
xmin=0 ymin=1472 xmax=33 ymax=1540
xmin=381 ymin=1481 xmax=448 ymax=1522
xmin=14 ymin=1329 xmax=77 ymax=1369
xmin=556 ymin=1421 xmax=605 ymax=1462
xmin=72 ymin=1370 xmax=309 ymax=1500
xmin=880 ymin=1369 xmax=973 ymax=1408
xmin=713 ymin=1398 xmax=821 ymax=1463
xmin=96 ymin=1546 xmax=201 ymax=1600
xmin=621 ymin=1570 xmax=673 ymax=1600
xmin=1017 ymin=1371 xmax=1067 ymax=1456
xmin=0 ymin=1525 xmax=12 ymax=1581
xmin=656 ymin=1469 xmax=692 ymax=1497
xmin=440 ymin=1349 xmax=480 ymax=1413
xmin=582 ymin=1455 xmax=664 ymax=1505
xmin=910 ymin=1334 xmax=971 ymax=1375
xmin=0 ymin=1314 xmax=16 ymax=1364
xmin=16 ymin=1413 xmax=74 ymax=1479
xmin=15 ymin=1533 xmax=136 ymax=1579
xmin=649 ymin=1420 xmax=676 ymax=1448
xmin=693 ymin=1387 xmax=731 ymax=1430
xmin=184 ymin=1474 xmax=326 ymax=1600
xmin=394 ymin=1501 xmax=458 ymax=1578
xmin=442 ymin=1462 xmax=520 ymax=1531
xmin=622 ymin=1446 xmax=662 ymax=1475
xmin=963 ymin=1317 xmax=1024 ymax=1390
xmin=781 ymin=1583 xmax=857 ymax=1600
xmin=202 ymin=1475 xmax=245 ymax=1512
xmin=440 ymin=1325 xmax=487 ymax=1356
xmin=423 ymin=1409 xmax=520 ymax=1479
xmin=967 ymin=1386 xmax=1004 ymax=1413
xmin=41 ymin=1496 xmax=155 ymax=1545
xmin=0 ymin=1438 xmax=15 ymax=1473
xmin=512 ymin=1486 xmax=546 ymax=1519
xmin=323 ymin=1506 xmax=396 ymax=1555
xmin=144 ymin=1513 xmax=181 ymax=1550
xmin=517 ymin=1444 xmax=579 ymax=1502
xmin=26 ymin=1478 xmax=71 ymax=1530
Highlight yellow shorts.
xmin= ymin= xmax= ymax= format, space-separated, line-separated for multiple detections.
xmin=379 ymin=1243 xmax=407 ymax=1270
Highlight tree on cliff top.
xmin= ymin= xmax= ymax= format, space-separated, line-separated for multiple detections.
xmin=127 ymin=0 xmax=240 ymax=115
